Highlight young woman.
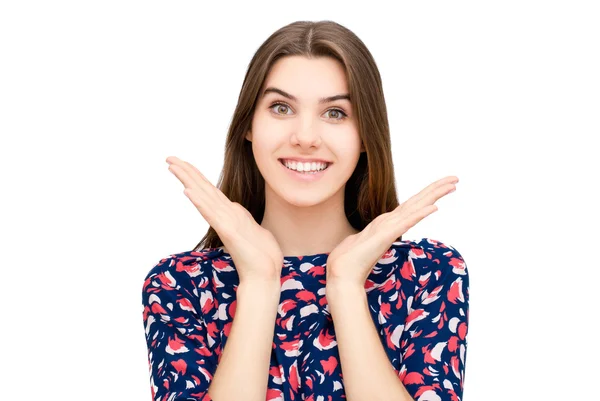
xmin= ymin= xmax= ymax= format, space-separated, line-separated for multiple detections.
xmin=142 ymin=20 xmax=469 ymax=401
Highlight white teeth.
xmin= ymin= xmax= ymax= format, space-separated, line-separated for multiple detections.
xmin=282 ymin=159 xmax=328 ymax=173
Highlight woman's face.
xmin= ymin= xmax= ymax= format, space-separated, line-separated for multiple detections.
xmin=246 ymin=55 xmax=364 ymax=207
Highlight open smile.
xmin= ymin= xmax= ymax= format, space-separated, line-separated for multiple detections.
xmin=278 ymin=159 xmax=331 ymax=182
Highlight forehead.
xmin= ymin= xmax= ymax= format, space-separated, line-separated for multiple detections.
xmin=262 ymin=56 xmax=349 ymax=101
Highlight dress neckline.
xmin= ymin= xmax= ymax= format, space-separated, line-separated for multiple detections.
xmin=207 ymin=247 xmax=330 ymax=262
xmin=202 ymin=238 xmax=417 ymax=263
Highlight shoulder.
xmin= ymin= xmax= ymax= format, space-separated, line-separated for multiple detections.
xmin=142 ymin=247 xmax=231 ymax=294
xmin=389 ymin=237 xmax=467 ymax=274
xmin=141 ymin=248 xmax=234 ymax=323
xmin=389 ymin=237 xmax=469 ymax=301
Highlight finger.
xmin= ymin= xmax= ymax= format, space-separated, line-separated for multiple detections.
xmin=394 ymin=204 xmax=438 ymax=236
xmin=401 ymin=183 xmax=455 ymax=218
xmin=413 ymin=176 xmax=458 ymax=203
xmin=399 ymin=176 xmax=458 ymax=211
xmin=166 ymin=158 xmax=245 ymax=242
xmin=167 ymin=156 xmax=222 ymax=201
xmin=417 ymin=181 xmax=456 ymax=207
xmin=167 ymin=156 xmax=208 ymax=188
xmin=168 ymin=162 xmax=220 ymax=214
xmin=183 ymin=160 xmax=232 ymax=205
xmin=167 ymin=158 xmax=240 ymax=230
xmin=168 ymin=156 xmax=225 ymax=202
xmin=168 ymin=163 xmax=199 ymax=191
xmin=184 ymin=160 xmax=211 ymax=184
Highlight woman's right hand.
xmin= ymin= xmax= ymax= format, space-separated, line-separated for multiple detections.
xmin=166 ymin=156 xmax=284 ymax=284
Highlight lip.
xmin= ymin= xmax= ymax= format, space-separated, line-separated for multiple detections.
xmin=278 ymin=159 xmax=330 ymax=182
xmin=279 ymin=157 xmax=332 ymax=164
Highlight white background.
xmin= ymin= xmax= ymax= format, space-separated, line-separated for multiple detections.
xmin=1 ymin=1 xmax=598 ymax=400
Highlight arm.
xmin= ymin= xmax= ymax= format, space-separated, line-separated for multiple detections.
xmin=207 ymin=278 xmax=281 ymax=401
xmin=327 ymin=241 xmax=470 ymax=401
xmin=142 ymin=258 xmax=281 ymax=401
xmin=327 ymin=282 xmax=415 ymax=401
xmin=142 ymin=262 xmax=218 ymax=401
xmin=394 ymin=243 xmax=469 ymax=400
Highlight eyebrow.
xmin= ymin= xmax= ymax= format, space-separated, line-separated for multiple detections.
xmin=262 ymin=86 xmax=351 ymax=104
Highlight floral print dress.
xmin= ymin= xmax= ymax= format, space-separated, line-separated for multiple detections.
xmin=142 ymin=237 xmax=470 ymax=401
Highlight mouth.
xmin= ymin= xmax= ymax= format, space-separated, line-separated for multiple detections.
xmin=278 ymin=159 xmax=332 ymax=181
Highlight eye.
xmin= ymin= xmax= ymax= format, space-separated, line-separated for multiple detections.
xmin=270 ymin=102 xmax=293 ymax=116
xmin=269 ymin=101 xmax=349 ymax=120
xmin=324 ymin=108 xmax=348 ymax=120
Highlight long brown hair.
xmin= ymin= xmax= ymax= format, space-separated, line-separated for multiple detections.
xmin=193 ymin=20 xmax=401 ymax=252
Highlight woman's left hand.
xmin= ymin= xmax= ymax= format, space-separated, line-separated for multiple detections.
xmin=326 ymin=176 xmax=459 ymax=287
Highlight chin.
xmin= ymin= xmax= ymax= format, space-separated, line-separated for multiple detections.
xmin=268 ymin=181 xmax=338 ymax=208
xmin=284 ymin=193 xmax=331 ymax=208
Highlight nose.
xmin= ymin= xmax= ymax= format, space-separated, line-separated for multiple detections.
xmin=291 ymin=117 xmax=322 ymax=148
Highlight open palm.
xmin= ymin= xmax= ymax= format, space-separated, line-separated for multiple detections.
xmin=326 ymin=176 xmax=459 ymax=286
xmin=167 ymin=156 xmax=284 ymax=282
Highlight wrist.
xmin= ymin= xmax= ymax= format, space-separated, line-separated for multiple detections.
xmin=325 ymin=278 xmax=365 ymax=300
xmin=238 ymin=277 xmax=281 ymax=293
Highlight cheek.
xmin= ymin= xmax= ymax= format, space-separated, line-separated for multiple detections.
xmin=250 ymin=130 xmax=279 ymax=165
xmin=250 ymin=115 xmax=290 ymax=156
xmin=328 ymin=128 xmax=362 ymax=158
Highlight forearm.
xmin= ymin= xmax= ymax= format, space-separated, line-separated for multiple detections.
xmin=208 ymin=278 xmax=281 ymax=401
xmin=326 ymin=281 xmax=414 ymax=401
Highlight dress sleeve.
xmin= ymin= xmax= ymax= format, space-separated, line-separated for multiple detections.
xmin=398 ymin=239 xmax=470 ymax=401
xmin=142 ymin=256 xmax=217 ymax=401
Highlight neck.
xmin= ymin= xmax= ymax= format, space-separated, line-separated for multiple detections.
xmin=260 ymin=184 xmax=359 ymax=257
